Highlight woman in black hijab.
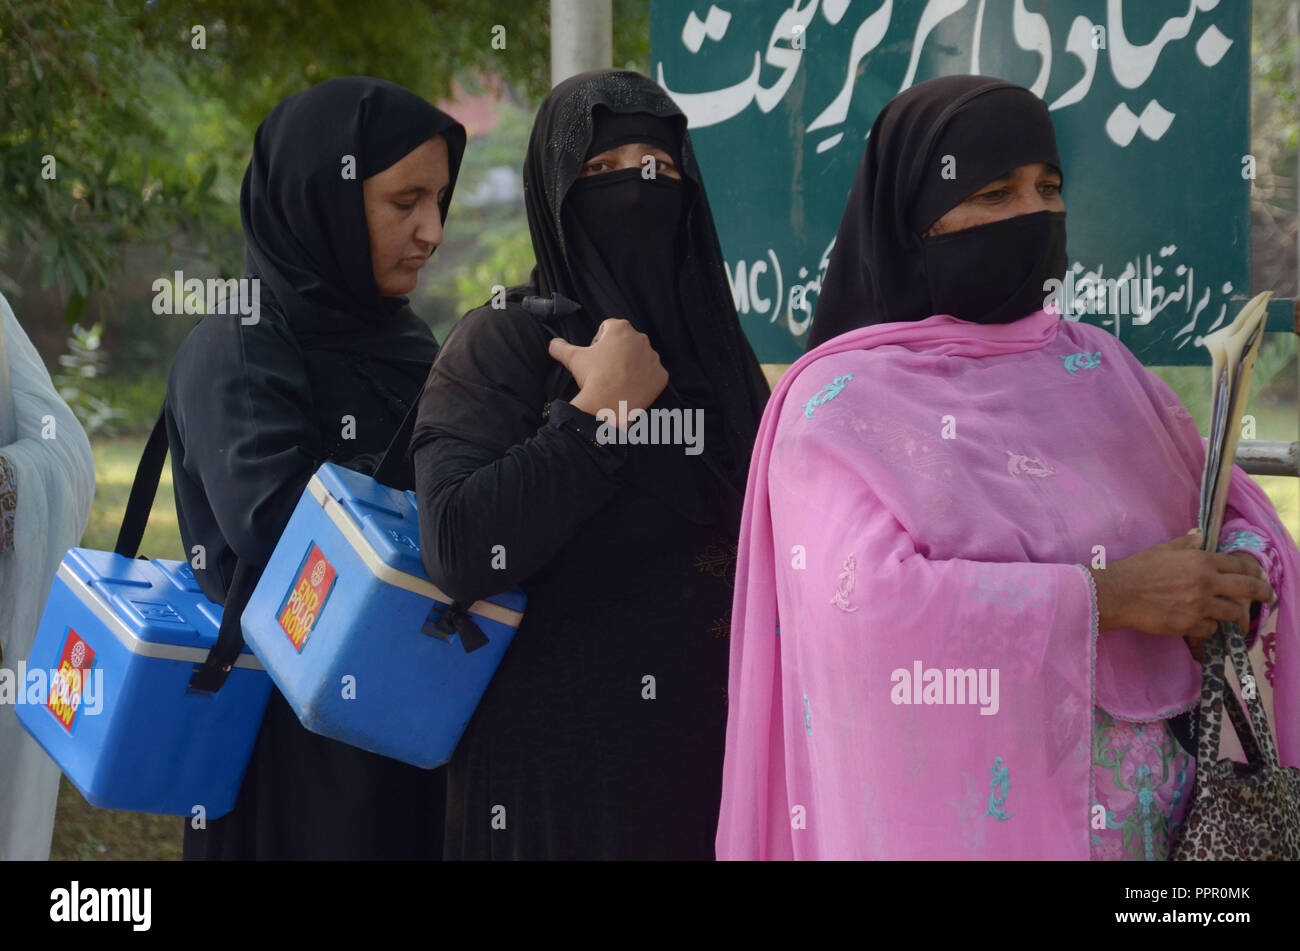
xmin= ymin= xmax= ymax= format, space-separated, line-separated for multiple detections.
xmin=410 ymin=68 xmax=770 ymax=859
xmin=806 ymin=74 xmax=1068 ymax=348
xmin=166 ymin=76 xmax=465 ymax=860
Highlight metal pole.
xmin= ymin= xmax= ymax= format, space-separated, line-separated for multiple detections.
xmin=550 ymin=0 xmax=613 ymax=88
xmin=1237 ymin=438 xmax=1299 ymax=476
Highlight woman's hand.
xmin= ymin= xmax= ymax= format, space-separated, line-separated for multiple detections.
xmin=548 ymin=318 xmax=669 ymax=417
xmin=1088 ymin=530 xmax=1275 ymax=655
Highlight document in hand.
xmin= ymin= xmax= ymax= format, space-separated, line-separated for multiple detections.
xmin=1198 ymin=290 xmax=1273 ymax=551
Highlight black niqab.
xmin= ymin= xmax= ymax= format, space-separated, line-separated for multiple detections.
xmin=416 ymin=69 xmax=769 ymax=525
xmin=806 ymin=75 xmax=1063 ymax=349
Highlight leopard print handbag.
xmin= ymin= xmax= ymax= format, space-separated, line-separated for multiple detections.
xmin=1172 ymin=622 xmax=1300 ymax=860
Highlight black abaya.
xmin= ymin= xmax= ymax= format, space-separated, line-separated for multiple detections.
xmin=412 ymin=304 xmax=740 ymax=859
xmin=166 ymin=77 xmax=465 ymax=860
xmin=410 ymin=70 xmax=770 ymax=859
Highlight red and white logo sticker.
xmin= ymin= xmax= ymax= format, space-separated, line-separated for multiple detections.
xmin=47 ymin=628 xmax=95 ymax=733
xmin=278 ymin=544 xmax=337 ymax=652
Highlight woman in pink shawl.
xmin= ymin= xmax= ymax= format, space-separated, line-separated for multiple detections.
xmin=717 ymin=75 xmax=1295 ymax=861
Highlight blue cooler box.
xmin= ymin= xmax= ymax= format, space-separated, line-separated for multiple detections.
xmin=241 ymin=462 xmax=526 ymax=768
xmin=17 ymin=550 xmax=272 ymax=818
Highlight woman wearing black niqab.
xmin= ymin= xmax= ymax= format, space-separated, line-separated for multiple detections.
xmin=411 ymin=68 xmax=771 ymax=859
xmin=805 ymin=74 xmax=1066 ymax=349
xmin=165 ymin=77 xmax=465 ymax=860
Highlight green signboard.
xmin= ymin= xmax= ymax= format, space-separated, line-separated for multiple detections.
xmin=651 ymin=0 xmax=1286 ymax=365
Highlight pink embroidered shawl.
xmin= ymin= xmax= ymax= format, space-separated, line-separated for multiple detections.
xmin=716 ymin=310 xmax=1298 ymax=860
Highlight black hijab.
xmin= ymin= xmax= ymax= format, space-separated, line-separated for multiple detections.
xmin=416 ymin=69 xmax=769 ymax=526
xmin=525 ymin=70 xmax=769 ymax=511
xmin=240 ymin=76 xmax=466 ymax=354
xmin=806 ymin=75 xmax=1064 ymax=349
xmin=171 ymin=77 xmax=468 ymax=593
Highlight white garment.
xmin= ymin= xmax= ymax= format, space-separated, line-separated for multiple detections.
xmin=0 ymin=293 xmax=95 ymax=860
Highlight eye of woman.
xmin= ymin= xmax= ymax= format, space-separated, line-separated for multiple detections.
xmin=393 ymin=187 xmax=446 ymax=212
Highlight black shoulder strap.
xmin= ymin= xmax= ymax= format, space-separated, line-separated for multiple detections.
xmin=119 ymin=406 xmax=254 ymax=693
xmin=371 ymin=391 xmax=424 ymax=490
xmin=188 ymin=559 xmax=260 ymax=693
xmin=371 ymin=389 xmax=494 ymax=652
xmin=113 ymin=409 xmax=170 ymax=558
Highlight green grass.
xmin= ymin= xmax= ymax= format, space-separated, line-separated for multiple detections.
xmin=50 ymin=786 xmax=183 ymax=861
xmin=79 ymin=436 xmax=184 ymax=558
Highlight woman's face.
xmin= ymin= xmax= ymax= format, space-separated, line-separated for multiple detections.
xmin=363 ymin=136 xmax=451 ymax=296
xmin=579 ymin=142 xmax=682 ymax=180
xmin=923 ymin=161 xmax=1063 ymax=238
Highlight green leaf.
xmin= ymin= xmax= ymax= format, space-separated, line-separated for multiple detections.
xmin=99 ymin=148 xmax=118 ymax=179
xmin=196 ymin=163 xmax=217 ymax=195
xmin=65 ymin=252 xmax=88 ymax=297
xmin=64 ymin=291 xmax=89 ymax=325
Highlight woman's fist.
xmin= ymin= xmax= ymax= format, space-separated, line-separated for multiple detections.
xmin=548 ymin=318 xmax=669 ymax=417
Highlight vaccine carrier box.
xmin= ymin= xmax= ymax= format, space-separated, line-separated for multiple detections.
xmin=17 ymin=549 xmax=272 ymax=818
xmin=241 ymin=462 xmax=526 ymax=768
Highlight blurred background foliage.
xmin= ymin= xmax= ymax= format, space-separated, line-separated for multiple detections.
xmin=0 ymin=0 xmax=648 ymax=413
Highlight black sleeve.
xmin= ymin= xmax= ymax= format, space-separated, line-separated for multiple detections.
xmin=410 ymin=304 xmax=628 ymax=602
xmin=167 ymin=312 xmax=323 ymax=570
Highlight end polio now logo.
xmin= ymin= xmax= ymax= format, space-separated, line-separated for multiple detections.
xmin=278 ymin=543 xmax=338 ymax=652
xmin=1 ymin=627 xmax=104 ymax=723
xmin=47 ymin=628 xmax=96 ymax=732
